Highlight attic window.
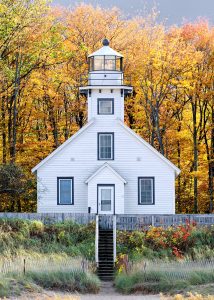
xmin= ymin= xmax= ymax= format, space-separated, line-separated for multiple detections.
xmin=138 ymin=177 xmax=155 ymax=205
xmin=57 ymin=177 xmax=74 ymax=205
xmin=98 ymin=99 xmax=114 ymax=115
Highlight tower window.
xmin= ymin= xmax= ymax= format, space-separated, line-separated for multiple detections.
xmin=98 ymin=99 xmax=114 ymax=115
xmin=98 ymin=133 xmax=114 ymax=160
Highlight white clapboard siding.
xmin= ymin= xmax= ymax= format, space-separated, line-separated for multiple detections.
xmin=37 ymin=117 xmax=176 ymax=214
xmin=88 ymin=89 xmax=124 ymax=121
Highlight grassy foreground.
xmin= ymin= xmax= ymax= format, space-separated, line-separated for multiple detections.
xmin=0 ymin=270 xmax=100 ymax=298
xmin=115 ymin=260 xmax=214 ymax=295
xmin=0 ymin=218 xmax=100 ymax=297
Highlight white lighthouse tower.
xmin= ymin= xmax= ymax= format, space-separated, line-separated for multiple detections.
xmin=79 ymin=39 xmax=132 ymax=121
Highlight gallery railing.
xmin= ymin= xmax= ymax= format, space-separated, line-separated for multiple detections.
xmin=80 ymin=73 xmax=132 ymax=86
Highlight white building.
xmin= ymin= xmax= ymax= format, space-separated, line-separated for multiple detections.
xmin=32 ymin=39 xmax=180 ymax=215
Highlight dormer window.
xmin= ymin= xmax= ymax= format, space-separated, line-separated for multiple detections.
xmin=98 ymin=99 xmax=114 ymax=115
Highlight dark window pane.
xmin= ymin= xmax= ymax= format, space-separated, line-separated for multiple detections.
xmin=60 ymin=179 xmax=72 ymax=204
xmin=99 ymin=100 xmax=113 ymax=114
xmin=140 ymin=178 xmax=153 ymax=204
xmin=99 ymin=134 xmax=113 ymax=159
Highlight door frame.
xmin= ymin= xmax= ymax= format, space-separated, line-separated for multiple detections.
xmin=97 ymin=184 xmax=115 ymax=215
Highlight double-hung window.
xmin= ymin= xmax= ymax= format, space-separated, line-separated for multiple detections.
xmin=98 ymin=99 xmax=114 ymax=115
xmin=138 ymin=177 xmax=154 ymax=205
xmin=57 ymin=177 xmax=74 ymax=205
xmin=98 ymin=133 xmax=114 ymax=160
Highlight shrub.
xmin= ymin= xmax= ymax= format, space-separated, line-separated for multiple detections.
xmin=0 ymin=219 xmax=95 ymax=259
xmin=117 ymin=223 xmax=214 ymax=260
xmin=29 ymin=220 xmax=44 ymax=236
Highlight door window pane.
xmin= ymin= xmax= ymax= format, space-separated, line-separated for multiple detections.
xmin=101 ymin=188 xmax=111 ymax=211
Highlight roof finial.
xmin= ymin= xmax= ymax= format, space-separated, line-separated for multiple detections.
xmin=102 ymin=38 xmax=109 ymax=46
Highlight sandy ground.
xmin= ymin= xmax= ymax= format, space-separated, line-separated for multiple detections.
xmin=9 ymin=282 xmax=161 ymax=300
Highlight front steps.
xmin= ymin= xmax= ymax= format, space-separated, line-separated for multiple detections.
xmin=97 ymin=229 xmax=114 ymax=281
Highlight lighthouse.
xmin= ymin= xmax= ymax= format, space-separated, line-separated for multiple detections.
xmin=79 ymin=39 xmax=133 ymax=122
xmin=33 ymin=38 xmax=180 ymax=280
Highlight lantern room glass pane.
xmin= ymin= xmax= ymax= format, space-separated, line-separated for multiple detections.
xmin=94 ymin=56 xmax=104 ymax=70
xmin=89 ymin=57 xmax=94 ymax=71
xmin=90 ymin=56 xmax=123 ymax=71
xmin=105 ymin=55 xmax=116 ymax=70
xmin=116 ymin=57 xmax=123 ymax=71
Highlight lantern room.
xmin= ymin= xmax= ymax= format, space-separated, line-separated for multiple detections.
xmin=88 ymin=39 xmax=123 ymax=72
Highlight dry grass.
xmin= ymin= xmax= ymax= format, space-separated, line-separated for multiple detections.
xmin=163 ymin=293 xmax=214 ymax=300
xmin=115 ymin=259 xmax=214 ymax=294
xmin=132 ymin=259 xmax=214 ymax=281
xmin=0 ymin=253 xmax=85 ymax=275
xmin=17 ymin=294 xmax=80 ymax=300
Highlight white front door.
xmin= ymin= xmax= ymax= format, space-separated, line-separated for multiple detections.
xmin=98 ymin=185 xmax=114 ymax=214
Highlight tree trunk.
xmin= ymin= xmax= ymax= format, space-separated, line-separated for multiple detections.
xmin=63 ymin=92 xmax=69 ymax=140
xmin=155 ymin=103 xmax=165 ymax=156
xmin=1 ymin=95 xmax=7 ymax=163
xmin=208 ymin=106 xmax=214 ymax=212
xmin=45 ymin=95 xmax=59 ymax=148
xmin=192 ymin=100 xmax=198 ymax=213
xmin=10 ymin=52 xmax=21 ymax=162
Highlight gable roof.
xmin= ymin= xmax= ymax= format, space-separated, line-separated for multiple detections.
xmin=85 ymin=163 xmax=127 ymax=184
xmin=118 ymin=120 xmax=181 ymax=177
xmin=32 ymin=118 xmax=180 ymax=177
xmin=31 ymin=119 xmax=95 ymax=173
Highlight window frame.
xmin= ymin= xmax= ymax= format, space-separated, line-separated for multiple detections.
xmin=97 ymin=132 xmax=114 ymax=160
xmin=97 ymin=184 xmax=115 ymax=214
xmin=88 ymin=56 xmax=123 ymax=71
xmin=57 ymin=177 xmax=74 ymax=205
xmin=138 ymin=177 xmax=155 ymax=205
xmin=97 ymin=98 xmax=114 ymax=115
